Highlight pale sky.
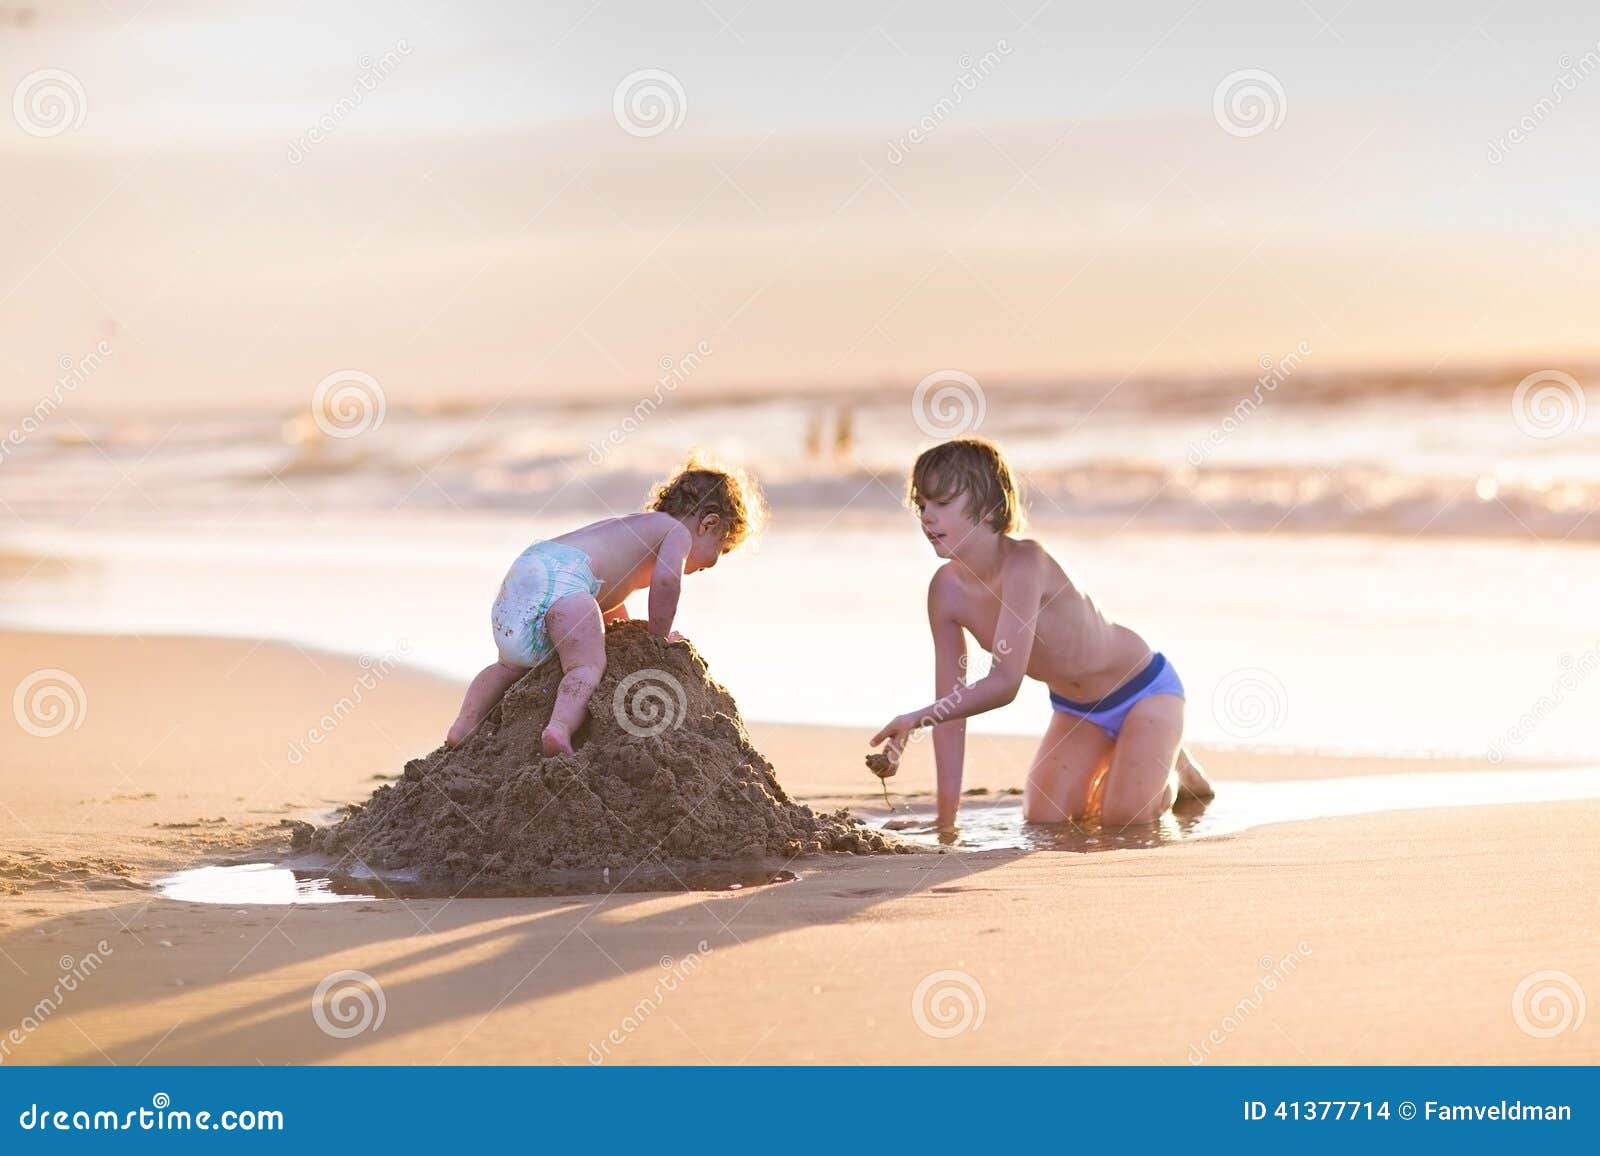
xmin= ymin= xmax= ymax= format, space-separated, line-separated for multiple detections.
xmin=3 ymin=0 xmax=1599 ymax=407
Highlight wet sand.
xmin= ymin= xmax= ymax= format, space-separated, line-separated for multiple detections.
xmin=2 ymin=631 xmax=1595 ymax=1065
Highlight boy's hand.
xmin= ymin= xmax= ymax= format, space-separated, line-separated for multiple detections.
xmin=869 ymin=713 xmax=918 ymax=768
xmin=864 ymin=751 xmax=896 ymax=779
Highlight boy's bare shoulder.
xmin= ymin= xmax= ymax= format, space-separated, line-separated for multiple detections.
xmin=927 ymin=561 xmax=965 ymax=608
xmin=1011 ymin=536 xmax=1075 ymax=592
xmin=1003 ymin=537 xmax=1054 ymax=574
xmin=1003 ymin=538 xmax=1072 ymax=596
xmin=928 ymin=560 xmax=962 ymax=593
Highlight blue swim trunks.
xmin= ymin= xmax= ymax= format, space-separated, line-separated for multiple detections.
xmin=490 ymin=541 xmax=603 ymax=668
xmin=1048 ymin=652 xmax=1185 ymax=739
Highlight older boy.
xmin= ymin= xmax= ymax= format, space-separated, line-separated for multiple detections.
xmin=870 ymin=438 xmax=1212 ymax=830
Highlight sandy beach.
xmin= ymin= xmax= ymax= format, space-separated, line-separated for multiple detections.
xmin=8 ymin=1 xmax=1600 ymax=1112
xmin=3 ymin=630 xmax=1594 ymax=1066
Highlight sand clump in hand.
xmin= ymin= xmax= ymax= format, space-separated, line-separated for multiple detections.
xmin=299 ymin=623 xmax=901 ymax=882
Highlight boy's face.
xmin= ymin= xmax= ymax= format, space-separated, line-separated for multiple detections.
xmin=914 ymin=487 xmax=984 ymax=558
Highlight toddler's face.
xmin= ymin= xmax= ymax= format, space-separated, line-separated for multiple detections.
xmin=684 ymin=521 xmax=729 ymax=574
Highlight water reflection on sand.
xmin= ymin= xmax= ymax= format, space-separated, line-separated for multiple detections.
xmin=885 ymin=766 xmax=1600 ymax=852
xmin=160 ymin=766 xmax=1600 ymax=903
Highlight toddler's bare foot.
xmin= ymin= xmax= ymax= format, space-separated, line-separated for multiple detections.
xmin=540 ymin=723 xmax=574 ymax=757
xmin=446 ymin=718 xmax=476 ymax=747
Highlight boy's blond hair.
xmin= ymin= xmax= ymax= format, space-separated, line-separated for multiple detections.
xmin=647 ymin=456 xmax=768 ymax=548
xmin=908 ymin=437 xmax=1024 ymax=534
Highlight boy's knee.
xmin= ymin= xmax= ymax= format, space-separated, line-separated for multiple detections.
xmin=1022 ymin=799 xmax=1067 ymax=825
xmin=1099 ymin=800 xmax=1140 ymax=826
xmin=1100 ymin=802 xmax=1147 ymax=827
xmin=1023 ymin=783 xmax=1087 ymax=825
xmin=1024 ymin=799 xmax=1074 ymax=824
xmin=1101 ymin=782 xmax=1174 ymax=827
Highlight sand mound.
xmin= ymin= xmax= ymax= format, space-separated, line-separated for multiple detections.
xmin=298 ymin=623 xmax=900 ymax=882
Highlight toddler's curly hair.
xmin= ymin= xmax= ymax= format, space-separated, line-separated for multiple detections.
xmin=646 ymin=456 xmax=768 ymax=548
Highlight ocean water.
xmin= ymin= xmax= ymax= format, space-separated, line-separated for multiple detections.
xmin=4 ymin=514 xmax=1598 ymax=762
xmin=2 ymin=371 xmax=1597 ymax=538
xmin=3 ymin=375 xmax=1597 ymax=761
